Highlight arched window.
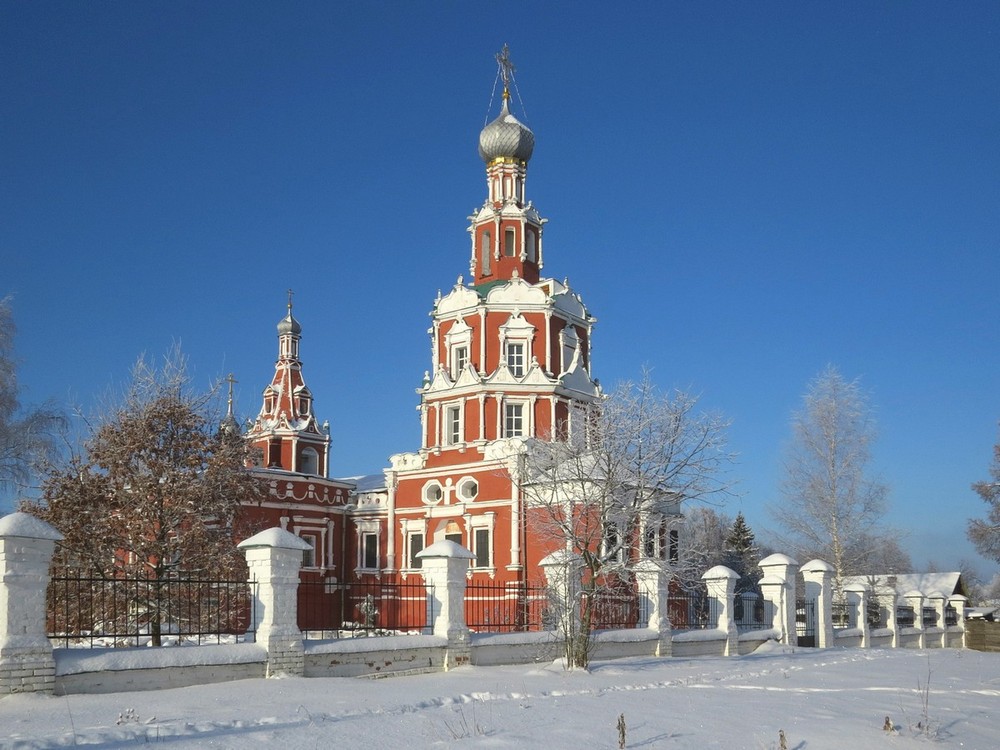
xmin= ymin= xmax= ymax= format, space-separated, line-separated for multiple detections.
xmin=526 ymin=229 xmax=536 ymax=262
xmin=480 ymin=231 xmax=491 ymax=274
xmin=299 ymin=447 xmax=319 ymax=475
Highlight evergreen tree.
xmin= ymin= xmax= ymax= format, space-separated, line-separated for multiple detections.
xmin=723 ymin=512 xmax=760 ymax=593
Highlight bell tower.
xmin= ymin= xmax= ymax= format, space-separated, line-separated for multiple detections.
xmin=245 ymin=292 xmax=331 ymax=476
xmin=469 ymin=44 xmax=546 ymax=286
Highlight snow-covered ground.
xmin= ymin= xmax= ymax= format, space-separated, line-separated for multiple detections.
xmin=2 ymin=645 xmax=998 ymax=749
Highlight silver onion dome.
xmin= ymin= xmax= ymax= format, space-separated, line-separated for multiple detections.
xmin=478 ymin=98 xmax=534 ymax=164
xmin=277 ymin=312 xmax=301 ymax=336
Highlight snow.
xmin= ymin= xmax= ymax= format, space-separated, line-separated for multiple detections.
xmin=55 ymin=644 xmax=265 ymax=676
xmin=0 ymin=511 xmax=62 ymax=540
xmin=2 ymin=648 xmax=999 ymax=748
xmin=306 ymin=634 xmax=445 ymax=655
xmin=237 ymin=527 xmax=310 ymax=550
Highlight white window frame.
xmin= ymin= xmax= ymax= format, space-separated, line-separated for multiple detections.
xmin=422 ymin=480 xmax=444 ymax=505
xmin=504 ymin=400 xmax=526 ymax=438
xmin=456 ymin=476 xmax=479 ymax=502
xmin=299 ymin=447 xmax=319 ymax=475
xmin=505 ymin=340 xmax=526 ymax=377
xmin=468 ymin=512 xmax=496 ymax=572
xmin=444 ymin=402 xmax=463 ymax=446
xmin=355 ymin=520 xmax=381 ymax=572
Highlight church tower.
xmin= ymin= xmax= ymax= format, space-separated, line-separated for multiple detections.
xmin=245 ymin=295 xmax=331 ymax=476
xmin=384 ymin=47 xmax=602 ymax=580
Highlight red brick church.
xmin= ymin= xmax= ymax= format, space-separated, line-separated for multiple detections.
xmin=238 ymin=49 xmax=666 ymax=622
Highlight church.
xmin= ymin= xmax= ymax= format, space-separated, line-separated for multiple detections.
xmin=237 ymin=49 xmax=672 ymax=621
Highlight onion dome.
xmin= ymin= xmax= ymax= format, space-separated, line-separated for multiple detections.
xmin=478 ymin=97 xmax=534 ymax=164
xmin=277 ymin=311 xmax=301 ymax=336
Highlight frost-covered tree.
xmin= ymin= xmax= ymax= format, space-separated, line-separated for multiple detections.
xmin=968 ymin=429 xmax=1000 ymax=564
xmin=0 ymin=297 xmax=65 ymax=503
xmin=677 ymin=506 xmax=731 ymax=586
xmin=770 ymin=366 xmax=890 ymax=595
xmin=516 ymin=372 xmax=734 ymax=667
xmin=23 ymin=349 xmax=264 ymax=645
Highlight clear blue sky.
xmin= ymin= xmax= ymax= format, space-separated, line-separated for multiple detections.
xmin=2 ymin=2 xmax=998 ymax=575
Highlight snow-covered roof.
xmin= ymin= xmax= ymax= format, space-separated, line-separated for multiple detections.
xmin=842 ymin=572 xmax=966 ymax=598
xmin=337 ymin=473 xmax=387 ymax=493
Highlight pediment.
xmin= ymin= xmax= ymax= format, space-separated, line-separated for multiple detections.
xmin=553 ymin=290 xmax=588 ymax=320
xmin=426 ymin=366 xmax=454 ymax=393
xmin=453 ymin=364 xmax=482 ymax=388
xmin=437 ymin=283 xmax=482 ymax=317
xmin=486 ymin=277 xmax=549 ymax=307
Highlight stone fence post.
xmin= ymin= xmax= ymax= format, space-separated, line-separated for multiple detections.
xmin=882 ymin=588 xmax=899 ymax=648
xmin=800 ymin=559 xmax=833 ymax=648
xmin=634 ymin=559 xmax=671 ymax=656
xmin=903 ymin=590 xmax=925 ymax=648
xmin=947 ymin=594 xmax=967 ymax=648
xmin=759 ymin=554 xmax=798 ymax=646
xmin=926 ymin=590 xmax=947 ymax=648
xmin=539 ymin=550 xmax=583 ymax=638
xmin=416 ymin=540 xmax=474 ymax=670
xmin=0 ymin=512 xmax=62 ymax=695
xmin=238 ymin=528 xmax=309 ymax=677
xmin=844 ymin=582 xmax=870 ymax=648
xmin=701 ymin=565 xmax=738 ymax=656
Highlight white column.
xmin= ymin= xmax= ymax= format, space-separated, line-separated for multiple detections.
xmin=759 ymin=554 xmax=799 ymax=646
xmin=844 ymin=583 xmax=870 ymax=648
xmin=801 ymin=559 xmax=834 ymax=648
xmin=904 ymin=590 xmax=925 ymax=648
xmin=702 ymin=565 xmax=739 ymax=656
xmin=0 ymin=512 xmax=62 ymax=695
xmin=947 ymin=594 xmax=967 ymax=648
xmin=239 ymin=528 xmax=310 ymax=677
xmin=926 ymin=590 xmax=947 ymax=648
xmin=417 ymin=540 xmax=474 ymax=670
xmin=634 ymin=559 xmax=672 ymax=656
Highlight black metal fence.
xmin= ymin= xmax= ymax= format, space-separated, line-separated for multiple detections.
xmin=465 ymin=581 xmax=549 ymax=632
xmin=297 ymin=579 xmax=432 ymax=639
xmin=47 ymin=572 xmax=255 ymax=648
xmin=667 ymin=588 xmax=720 ymax=631
xmin=584 ymin=587 xmax=649 ymax=630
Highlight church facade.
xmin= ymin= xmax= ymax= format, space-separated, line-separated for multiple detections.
xmin=239 ymin=51 xmax=670 ymax=625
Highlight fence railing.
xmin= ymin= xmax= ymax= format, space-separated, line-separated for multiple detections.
xmin=667 ymin=588 xmax=720 ymax=631
xmin=47 ymin=572 xmax=255 ymax=648
xmin=297 ymin=579 xmax=432 ymax=639
xmin=584 ymin=587 xmax=648 ymax=630
xmin=464 ymin=581 xmax=548 ymax=633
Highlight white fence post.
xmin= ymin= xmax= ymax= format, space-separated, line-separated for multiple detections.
xmin=926 ymin=590 xmax=947 ymax=648
xmin=947 ymin=594 xmax=967 ymax=648
xmin=800 ymin=559 xmax=833 ymax=648
xmin=634 ymin=559 xmax=672 ymax=657
xmin=416 ymin=540 xmax=474 ymax=670
xmin=883 ymin=588 xmax=899 ymax=648
xmin=903 ymin=590 xmax=925 ymax=648
xmin=701 ymin=565 xmax=739 ymax=656
xmin=759 ymin=554 xmax=798 ymax=646
xmin=0 ymin=512 xmax=62 ymax=695
xmin=539 ymin=550 xmax=583 ymax=639
xmin=238 ymin=528 xmax=309 ymax=677
xmin=844 ymin=583 xmax=870 ymax=648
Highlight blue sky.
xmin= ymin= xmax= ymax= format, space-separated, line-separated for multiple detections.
xmin=2 ymin=2 xmax=998 ymax=575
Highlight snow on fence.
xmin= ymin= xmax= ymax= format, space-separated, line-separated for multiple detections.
xmin=0 ymin=515 xmax=973 ymax=696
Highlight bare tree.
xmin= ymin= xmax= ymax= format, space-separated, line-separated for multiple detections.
xmin=678 ymin=506 xmax=732 ymax=586
xmin=0 ymin=297 xmax=65 ymax=501
xmin=516 ymin=372 xmax=734 ymax=667
xmin=23 ymin=348 xmax=264 ymax=645
xmin=770 ymin=365 xmax=890 ymax=596
xmin=968 ymin=429 xmax=1000 ymax=564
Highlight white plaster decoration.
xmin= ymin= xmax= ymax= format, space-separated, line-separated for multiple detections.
xmin=486 ymin=278 xmax=548 ymax=307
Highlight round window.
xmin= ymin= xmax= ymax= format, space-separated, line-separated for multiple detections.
xmin=458 ymin=478 xmax=479 ymax=501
